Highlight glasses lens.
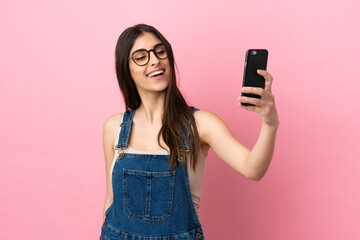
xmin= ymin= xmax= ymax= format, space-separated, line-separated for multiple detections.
xmin=132 ymin=51 xmax=148 ymax=66
xmin=154 ymin=45 xmax=167 ymax=59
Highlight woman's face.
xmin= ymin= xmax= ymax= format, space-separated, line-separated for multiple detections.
xmin=128 ymin=32 xmax=170 ymax=94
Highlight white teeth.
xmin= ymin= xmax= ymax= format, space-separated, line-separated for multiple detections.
xmin=148 ymin=70 xmax=164 ymax=77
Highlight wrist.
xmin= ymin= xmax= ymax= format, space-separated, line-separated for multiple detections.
xmin=262 ymin=119 xmax=279 ymax=130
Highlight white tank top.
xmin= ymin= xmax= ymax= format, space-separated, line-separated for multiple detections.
xmin=110 ymin=114 xmax=207 ymax=217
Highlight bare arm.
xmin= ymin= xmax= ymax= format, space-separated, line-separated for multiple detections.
xmin=244 ymin=122 xmax=278 ymax=181
xmin=102 ymin=115 xmax=121 ymax=221
xmin=238 ymin=70 xmax=279 ymax=180
xmin=196 ymin=70 xmax=279 ymax=181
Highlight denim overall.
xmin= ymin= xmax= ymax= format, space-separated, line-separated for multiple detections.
xmin=100 ymin=107 xmax=205 ymax=240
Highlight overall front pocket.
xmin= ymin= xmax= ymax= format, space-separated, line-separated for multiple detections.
xmin=123 ymin=169 xmax=176 ymax=221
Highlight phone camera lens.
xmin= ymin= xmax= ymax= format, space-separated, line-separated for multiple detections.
xmin=251 ymin=51 xmax=257 ymax=55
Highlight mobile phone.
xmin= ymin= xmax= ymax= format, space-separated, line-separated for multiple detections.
xmin=241 ymin=49 xmax=268 ymax=106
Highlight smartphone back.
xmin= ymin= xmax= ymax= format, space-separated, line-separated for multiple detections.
xmin=241 ymin=49 xmax=268 ymax=105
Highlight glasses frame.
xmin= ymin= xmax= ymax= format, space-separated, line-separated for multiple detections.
xmin=128 ymin=43 xmax=168 ymax=66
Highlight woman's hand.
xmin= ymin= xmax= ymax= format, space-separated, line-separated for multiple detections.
xmin=238 ymin=70 xmax=279 ymax=127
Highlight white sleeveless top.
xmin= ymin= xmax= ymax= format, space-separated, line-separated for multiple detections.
xmin=110 ymin=114 xmax=207 ymax=217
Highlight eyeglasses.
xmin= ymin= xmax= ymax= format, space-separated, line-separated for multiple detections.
xmin=128 ymin=43 xmax=168 ymax=66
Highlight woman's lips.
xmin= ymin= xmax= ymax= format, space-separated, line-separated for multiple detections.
xmin=148 ymin=73 xmax=165 ymax=80
xmin=146 ymin=69 xmax=165 ymax=80
xmin=146 ymin=68 xmax=165 ymax=77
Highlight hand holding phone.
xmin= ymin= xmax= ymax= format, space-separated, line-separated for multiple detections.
xmin=241 ymin=49 xmax=268 ymax=106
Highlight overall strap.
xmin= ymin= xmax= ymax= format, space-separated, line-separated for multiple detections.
xmin=115 ymin=109 xmax=135 ymax=150
xmin=177 ymin=107 xmax=200 ymax=151
xmin=191 ymin=107 xmax=200 ymax=114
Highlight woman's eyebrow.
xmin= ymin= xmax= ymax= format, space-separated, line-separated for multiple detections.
xmin=153 ymin=43 xmax=163 ymax=48
xmin=131 ymin=43 xmax=163 ymax=54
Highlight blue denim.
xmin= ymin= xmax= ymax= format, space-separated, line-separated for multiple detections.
xmin=100 ymin=107 xmax=205 ymax=240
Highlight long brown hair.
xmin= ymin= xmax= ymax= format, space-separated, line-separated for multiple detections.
xmin=115 ymin=23 xmax=200 ymax=172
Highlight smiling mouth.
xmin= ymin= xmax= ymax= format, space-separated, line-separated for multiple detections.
xmin=147 ymin=69 xmax=165 ymax=78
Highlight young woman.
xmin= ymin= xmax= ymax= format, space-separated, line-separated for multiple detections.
xmin=100 ymin=24 xmax=279 ymax=240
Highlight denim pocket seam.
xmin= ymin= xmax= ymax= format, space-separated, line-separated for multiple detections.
xmin=106 ymin=224 xmax=204 ymax=239
xmin=102 ymin=233 xmax=112 ymax=240
xmin=123 ymin=169 xmax=176 ymax=221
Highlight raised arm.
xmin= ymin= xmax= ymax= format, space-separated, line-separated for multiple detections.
xmin=195 ymin=70 xmax=279 ymax=181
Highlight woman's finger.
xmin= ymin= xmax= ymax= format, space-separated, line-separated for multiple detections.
xmin=242 ymin=86 xmax=265 ymax=96
xmin=240 ymin=104 xmax=259 ymax=113
xmin=239 ymin=96 xmax=263 ymax=107
xmin=257 ymin=69 xmax=273 ymax=91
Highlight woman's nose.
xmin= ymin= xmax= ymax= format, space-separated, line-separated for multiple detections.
xmin=149 ymin=51 xmax=160 ymax=66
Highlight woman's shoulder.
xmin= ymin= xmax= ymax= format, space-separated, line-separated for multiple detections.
xmin=104 ymin=112 xmax=123 ymax=125
xmin=193 ymin=108 xmax=228 ymax=139
xmin=192 ymin=108 xmax=217 ymax=136
xmin=193 ymin=108 xmax=219 ymax=122
xmin=103 ymin=112 xmax=124 ymax=135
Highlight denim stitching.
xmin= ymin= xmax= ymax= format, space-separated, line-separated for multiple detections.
xmin=106 ymin=222 xmax=203 ymax=239
xmin=123 ymin=169 xmax=176 ymax=221
xmin=102 ymin=233 xmax=113 ymax=240
xmin=145 ymin=173 xmax=151 ymax=217
xmin=124 ymin=169 xmax=176 ymax=176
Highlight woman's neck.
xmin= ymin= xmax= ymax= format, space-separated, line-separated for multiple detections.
xmin=136 ymin=91 xmax=165 ymax=126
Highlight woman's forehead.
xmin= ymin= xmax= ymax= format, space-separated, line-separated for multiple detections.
xmin=131 ymin=32 xmax=162 ymax=52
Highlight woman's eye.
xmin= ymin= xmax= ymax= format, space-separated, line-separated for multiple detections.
xmin=135 ymin=56 xmax=146 ymax=61
xmin=156 ymin=50 xmax=166 ymax=56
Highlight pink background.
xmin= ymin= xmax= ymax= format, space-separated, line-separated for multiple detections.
xmin=1 ymin=0 xmax=360 ymax=239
